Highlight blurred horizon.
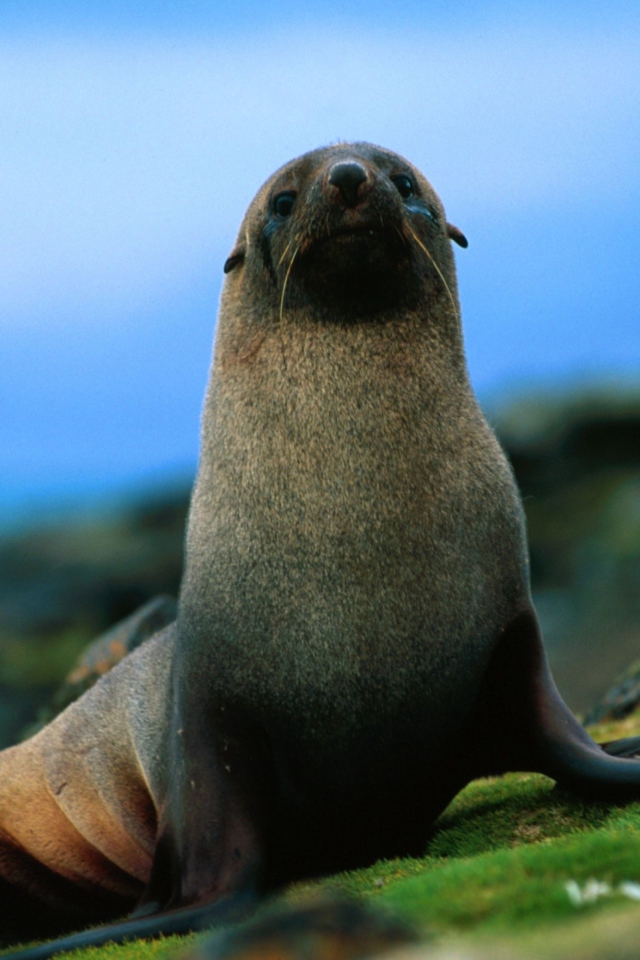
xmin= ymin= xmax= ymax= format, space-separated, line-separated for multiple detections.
xmin=1 ymin=0 xmax=639 ymax=523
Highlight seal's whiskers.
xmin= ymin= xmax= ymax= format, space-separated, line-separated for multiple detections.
xmin=279 ymin=243 xmax=300 ymax=326
xmin=277 ymin=240 xmax=293 ymax=268
xmin=277 ymin=242 xmax=301 ymax=372
xmin=406 ymin=225 xmax=459 ymax=325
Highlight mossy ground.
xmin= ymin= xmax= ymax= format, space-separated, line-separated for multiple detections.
xmin=9 ymin=713 xmax=640 ymax=960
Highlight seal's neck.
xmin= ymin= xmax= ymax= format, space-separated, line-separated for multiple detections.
xmin=198 ymin=309 xmax=475 ymax=499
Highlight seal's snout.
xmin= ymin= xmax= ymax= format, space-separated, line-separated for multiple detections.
xmin=328 ymin=161 xmax=368 ymax=207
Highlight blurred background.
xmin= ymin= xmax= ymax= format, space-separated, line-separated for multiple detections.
xmin=0 ymin=0 xmax=639 ymax=746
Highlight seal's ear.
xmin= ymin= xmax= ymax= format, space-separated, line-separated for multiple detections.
xmin=224 ymin=246 xmax=246 ymax=273
xmin=446 ymin=224 xmax=468 ymax=248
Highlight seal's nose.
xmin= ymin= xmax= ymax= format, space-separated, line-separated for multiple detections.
xmin=328 ymin=161 xmax=368 ymax=207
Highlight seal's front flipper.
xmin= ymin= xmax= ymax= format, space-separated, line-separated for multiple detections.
xmin=468 ymin=608 xmax=640 ymax=800
xmin=7 ymin=894 xmax=256 ymax=960
xmin=599 ymin=737 xmax=640 ymax=759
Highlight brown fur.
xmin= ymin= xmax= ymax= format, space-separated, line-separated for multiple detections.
xmin=4 ymin=144 xmax=640 ymax=955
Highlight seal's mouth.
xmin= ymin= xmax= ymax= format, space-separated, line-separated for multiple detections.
xmin=326 ymin=225 xmax=382 ymax=240
xmin=298 ymin=216 xmax=406 ymax=270
xmin=287 ymin=219 xmax=410 ymax=318
xmin=311 ymin=223 xmax=391 ymax=250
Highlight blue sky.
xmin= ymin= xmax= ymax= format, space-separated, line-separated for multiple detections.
xmin=1 ymin=1 xmax=639 ymax=518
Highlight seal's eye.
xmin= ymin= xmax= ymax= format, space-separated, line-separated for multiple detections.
xmin=390 ymin=175 xmax=414 ymax=200
xmin=273 ymin=192 xmax=297 ymax=219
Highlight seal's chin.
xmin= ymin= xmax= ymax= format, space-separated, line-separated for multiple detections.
xmin=318 ymin=225 xmax=385 ymax=245
xmin=291 ymin=226 xmax=409 ymax=319
xmin=303 ymin=225 xmax=404 ymax=275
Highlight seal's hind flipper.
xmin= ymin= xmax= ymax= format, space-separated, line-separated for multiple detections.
xmin=467 ymin=608 xmax=640 ymax=800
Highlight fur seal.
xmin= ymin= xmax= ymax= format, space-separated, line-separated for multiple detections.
xmin=4 ymin=142 xmax=640 ymax=955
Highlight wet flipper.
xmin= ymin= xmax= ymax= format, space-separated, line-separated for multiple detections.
xmin=599 ymin=737 xmax=640 ymax=760
xmin=469 ymin=608 xmax=640 ymax=800
xmin=7 ymin=894 xmax=256 ymax=960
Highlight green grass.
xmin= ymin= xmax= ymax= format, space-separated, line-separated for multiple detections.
xmin=34 ymin=936 xmax=199 ymax=960
xmin=307 ymin=772 xmax=640 ymax=934
xmin=379 ymin=824 xmax=640 ymax=932
xmin=8 ymin=714 xmax=640 ymax=959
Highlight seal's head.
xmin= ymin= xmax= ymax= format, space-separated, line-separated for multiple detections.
xmin=223 ymin=143 xmax=467 ymax=324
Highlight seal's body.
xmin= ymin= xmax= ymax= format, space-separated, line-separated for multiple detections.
xmin=155 ymin=141 xmax=529 ymax=903
xmin=4 ymin=143 xmax=640 ymax=954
